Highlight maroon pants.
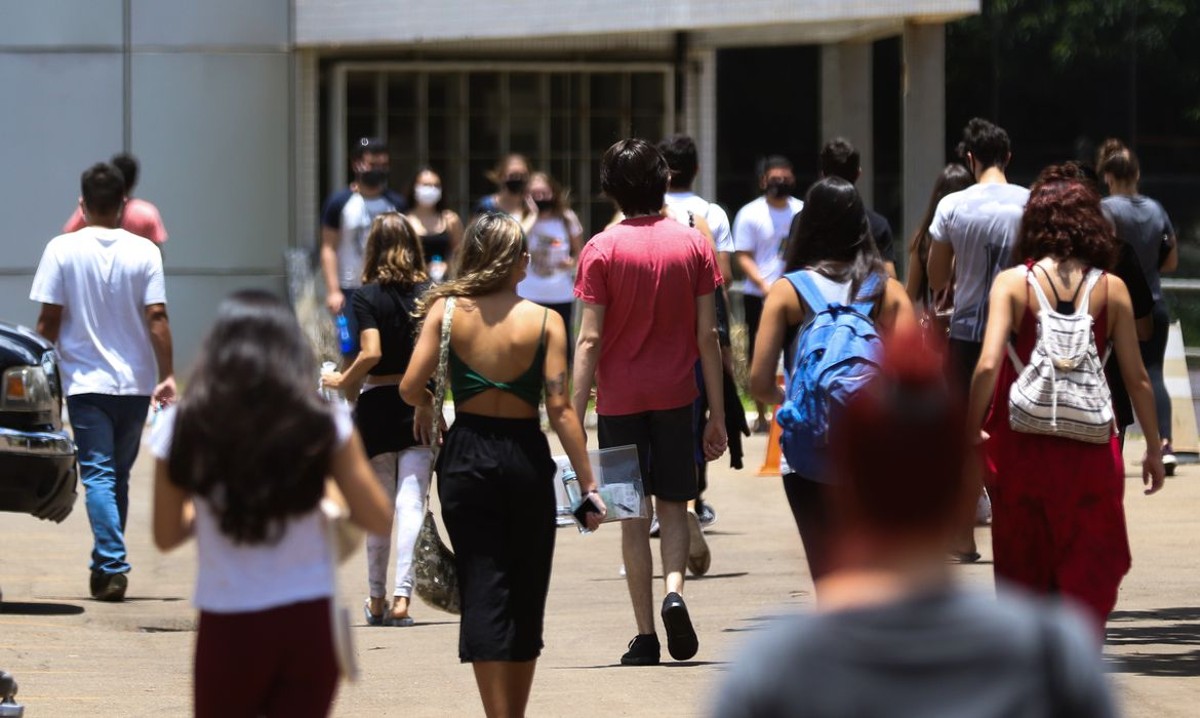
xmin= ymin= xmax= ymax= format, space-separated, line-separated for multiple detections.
xmin=195 ymin=597 xmax=339 ymax=718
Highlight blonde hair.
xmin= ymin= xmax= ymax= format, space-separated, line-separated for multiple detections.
xmin=417 ymin=213 xmax=526 ymax=319
xmin=361 ymin=212 xmax=428 ymax=286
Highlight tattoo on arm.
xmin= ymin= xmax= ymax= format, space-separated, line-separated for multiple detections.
xmin=545 ymin=371 xmax=567 ymax=397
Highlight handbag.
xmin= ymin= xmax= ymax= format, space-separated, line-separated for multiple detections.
xmin=413 ymin=296 xmax=461 ymax=614
xmin=413 ymin=510 xmax=461 ymax=614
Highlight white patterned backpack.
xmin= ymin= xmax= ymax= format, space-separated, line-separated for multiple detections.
xmin=1007 ymin=266 xmax=1115 ymax=443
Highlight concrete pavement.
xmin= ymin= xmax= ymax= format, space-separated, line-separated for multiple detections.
xmin=1 ymin=429 xmax=1198 ymax=716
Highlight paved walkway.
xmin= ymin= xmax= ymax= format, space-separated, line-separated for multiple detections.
xmin=1 ymin=430 xmax=1197 ymax=716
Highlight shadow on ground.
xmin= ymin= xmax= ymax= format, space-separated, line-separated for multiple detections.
xmin=1106 ymin=607 xmax=1200 ymax=677
xmin=0 ymin=601 xmax=85 ymax=616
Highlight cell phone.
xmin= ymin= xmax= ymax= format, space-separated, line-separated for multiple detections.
xmin=572 ymin=494 xmax=602 ymax=527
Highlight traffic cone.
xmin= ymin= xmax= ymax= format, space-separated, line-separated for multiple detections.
xmin=757 ymin=414 xmax=782 ymax=476
xmin=758 ymin=373 xmax=785 ymax=476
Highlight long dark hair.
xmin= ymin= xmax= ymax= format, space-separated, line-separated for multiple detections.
xmin=908 ymin=163 xmax=974 ymax=271
xmin=168 ymin=290 xmax=337 ymax=545
xmin=784 ymin=176 xmax=886 ymax=302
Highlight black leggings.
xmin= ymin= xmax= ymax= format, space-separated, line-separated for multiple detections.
xmin=782 ymin=474 xmax=836 ymax=583
xmin=1140 ymin=301 xmax=1172 ymax=443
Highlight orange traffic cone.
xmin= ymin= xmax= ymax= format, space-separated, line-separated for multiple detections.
xmin=758 ymin=373 xmax=785 ymax=476
xmin=757 ymin=414 xmax=782 ymax=476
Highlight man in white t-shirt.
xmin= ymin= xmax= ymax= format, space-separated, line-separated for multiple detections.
xmin=733 ymin=156 xmax=804 ymax=432
xmin=657 ymin=135 xmax=734 ymax=284
xmin=31 ymin=162 xmax=176 ymax=602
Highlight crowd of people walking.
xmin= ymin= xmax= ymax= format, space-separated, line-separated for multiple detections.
xmin=28 ymin=112 xmax=1181 ymax=715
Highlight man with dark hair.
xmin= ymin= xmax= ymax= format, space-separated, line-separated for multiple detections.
xmin=818 ymin=137 xmax=896 ymax=277
xmin=926 ymin=118 xmax=1028 ymax=562
xmin=657 ymin=135 xmax=734 ymax=283
xmin=32 ymin=162 xmax=176 ymax=602
xmin=574 ymin=138 xmax=727 ymax=666
xmin=319 ymin=137 xmax=407 ymax=357
xmin=63 ymin=152 xmax=168 ymax=244
xmin=733 ymin=155 xmax=803 ymax=433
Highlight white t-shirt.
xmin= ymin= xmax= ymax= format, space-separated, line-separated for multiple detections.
xmin=148 ymin=403 xmax=354 ymax=613
xmin=337 ymin=194 xmax=399 ymax=288
xmin=517 ymin=212 xmax=581 ymax=304
xmin=665 ymin=191 xmax=733 ymax=254
xmin=29 ymin=226 xmax=167 ymax=397
xmin=929 ymin=183 xmax=1030 ymax=342
xmin=733 ymin=195 xmax=805 ymax=297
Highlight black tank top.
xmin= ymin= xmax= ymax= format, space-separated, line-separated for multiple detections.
xmin=421 ymin=230 xmax=452 ymax=262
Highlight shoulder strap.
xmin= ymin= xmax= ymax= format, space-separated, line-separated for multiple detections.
xmin=1025 ymin=265 xmax=1055 ymax=314
xmin=539 ymin=307 xmax=549 ymax=343
xmin=851 ymin=274 xmax=883 ymax=316
xmin=430 ymin=296 xmax=456 ymax=462
xmin=786 ymin=271 xmax=831 ymax=315
xmin=1074 ymin=269 xmax=1104 ymax=317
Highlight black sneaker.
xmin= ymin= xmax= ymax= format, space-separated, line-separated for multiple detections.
xmin=89 ymin=571 xmax=127 ymax=602
xmin=661 ymin=592 xmax=698 ymax=661
xmin=1163 ymin=443 xmax=1177 ymax=477
xmin=620 ymin=633 xmax=661 ymax=666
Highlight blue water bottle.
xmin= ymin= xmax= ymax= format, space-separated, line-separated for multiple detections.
xmin=335 ymin=313 xmax=353 ymax=354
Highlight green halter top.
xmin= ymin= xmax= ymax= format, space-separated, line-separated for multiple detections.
xmin=448 ymin=309 xmax=547 ymax=408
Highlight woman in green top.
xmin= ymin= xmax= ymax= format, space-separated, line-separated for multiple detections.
xmin=401 ymin=212 xmax=605 ymax=718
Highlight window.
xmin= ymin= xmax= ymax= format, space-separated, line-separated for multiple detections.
xmin=327 ymin=63 xmax=673 ymax=237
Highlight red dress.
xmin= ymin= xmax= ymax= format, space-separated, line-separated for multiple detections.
xmin=983 ymin=298 xmax=1131 ymax=634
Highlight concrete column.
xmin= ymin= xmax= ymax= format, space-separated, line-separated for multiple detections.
xmin=902 ymin=21 xmax=946 ymax=249
xmin=821 ymin=41 xmax=874 ymax=207
xmin=294 ymin=49 xmax=319 ymax=249
xmin=685 ymin=47 xmax=718 ymax=201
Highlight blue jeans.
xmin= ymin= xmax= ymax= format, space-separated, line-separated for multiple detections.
xmin=67 ymin=394 xmax=151 ymax=575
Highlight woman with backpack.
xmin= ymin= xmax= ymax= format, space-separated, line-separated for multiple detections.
xmin=749 ymin=176 xmax=914 ymax=585
xmin=966 ymin=165 xmax=1165 ymax=634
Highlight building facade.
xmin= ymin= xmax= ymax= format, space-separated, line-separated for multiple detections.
xmin=2 ymin=0 xmax=977 ymax=367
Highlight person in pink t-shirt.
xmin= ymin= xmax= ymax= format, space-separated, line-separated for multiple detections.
xmin=64 ymin=153 xmax=168 ymax=245
xmin=573 ymin=138 xmax=727 ymax=666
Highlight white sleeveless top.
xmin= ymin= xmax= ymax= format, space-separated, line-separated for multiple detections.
xmin=149 ymin=404 xmax=353 ymax=613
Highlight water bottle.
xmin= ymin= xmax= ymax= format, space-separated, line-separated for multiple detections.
xmin=560 ymin=465 xmax=581 ymax=508
xmin=319 ymin=361 xmax=339 ymax=403
xmin=335 ymin=313 xmax=353 ymax=354
xmin=429 ymin=254 xmax=447 ymax=283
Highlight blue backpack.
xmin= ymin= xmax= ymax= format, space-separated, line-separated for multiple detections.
xmin=775 ymin=271 xmax=884 ymax=479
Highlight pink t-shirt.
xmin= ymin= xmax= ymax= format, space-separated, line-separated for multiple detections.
xmin=575 ymin=215 xmax=721 ymax=416
xmin=64 ymin=198 xmax=168 ymax=245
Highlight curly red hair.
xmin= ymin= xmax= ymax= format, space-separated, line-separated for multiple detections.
xmin=1015 ymin=164 xmax=1117 ymax=270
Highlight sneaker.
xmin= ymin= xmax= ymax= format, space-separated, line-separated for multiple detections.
xmin=660 ymin=592 xmax=698 ymax=661
xmin=1163 ymin=443 xmax=1177 ymax=477
xmin=752 ymin=417 xmax=771 ymax=434
xmin=648 ymin=513 xmax=660 ymax=538
xmin=620 ymin=633 xmax=661 ymax=666
xmin=686 ymin=510 xmax=711 ymax=576
xmin=89 ymin=571 xmax=127 ymax=602
xmin=695 ymin=499 xmax=717 ymax=529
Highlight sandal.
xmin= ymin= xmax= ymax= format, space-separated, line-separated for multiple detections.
xmin=363 ymin=598 xmax=385 ymax=626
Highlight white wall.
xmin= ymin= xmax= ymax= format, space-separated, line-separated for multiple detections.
xmin=296 ymin=0 xmax=978 ymax=46
xmin=0 ymin=0 xmax=293 ymax=376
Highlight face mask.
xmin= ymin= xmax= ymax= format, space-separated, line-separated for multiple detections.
xmin=504 ymin=177 xmax=528 ymax=194
xmin=534 ymin=198 xmax=555 ymax=212
xmin=360 ymin=169 xmax=388 ymax=188
xmin=415 ymin=184 xmax=442 ymax=206
xmin=766 ymin=181 xmax=794 ymax=199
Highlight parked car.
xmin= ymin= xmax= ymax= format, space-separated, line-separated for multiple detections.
xmin=0 ymin=321 xmax=77 ymax=523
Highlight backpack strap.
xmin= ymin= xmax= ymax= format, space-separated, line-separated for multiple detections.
xmin=1025 ymin=265 xmax=1056 ymax=315
xmin=785 ymin=270 xmax=832 ymax=316
xmin=1074 ymin=268 xmax=1104 ymax=317
xmin=851 ymin=274 xmax=883 ymax=316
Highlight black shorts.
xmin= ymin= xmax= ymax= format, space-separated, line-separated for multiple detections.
xmin=598 ymin=404 xmax=697 ymax=502
xmin=436 ymin=413 xmax=558 ymax=662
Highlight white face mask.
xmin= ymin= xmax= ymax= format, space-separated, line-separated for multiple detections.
xmin=414 ymin=184 xmax=442 ymax=206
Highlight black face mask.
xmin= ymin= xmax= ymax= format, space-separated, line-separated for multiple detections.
xmin=534 ymin=198 xmax=555 ymax=212
xmin=360 ymin=169 xmax=388 ymax=188
xmin=504 ymin=177 xmax=529 ymax=194
xmin=766 ymin=181 xmax=794 ymax=199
